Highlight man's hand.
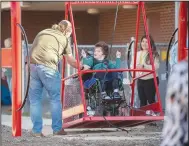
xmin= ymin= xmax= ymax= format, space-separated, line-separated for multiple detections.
xmin=83 ymin=64 xmax=91 ymax=70
xmin=64 ymin=54 xmax=84 ymax=69
xmin=64 ymin=54 xmax=78 ymax=69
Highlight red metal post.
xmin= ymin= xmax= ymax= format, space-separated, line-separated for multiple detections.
xmin=61 ymin=57 xmax=66 ymax=107
xmin=141 ymin=2 xmax=163 ymax=113
xmin=11 ymin=2 xmax=22 ymax=136
xmin=68 ymin=3 xmax=87 ymax=117
xmin=61 ymin=2 xmax=69 ymax=108
xmin=130 ymin=2 xmax=141 ymax=111
xmin=178 ymin=2 xmax=187 ymax=61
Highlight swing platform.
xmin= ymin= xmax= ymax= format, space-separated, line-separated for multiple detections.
xmin=62 ymin=102 xmax=164 ymax=128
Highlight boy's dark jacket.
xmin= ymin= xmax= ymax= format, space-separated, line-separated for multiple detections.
xmin=82 ymin=56 xmax=121 ymax=70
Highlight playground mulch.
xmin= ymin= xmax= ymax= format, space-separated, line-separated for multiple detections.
xmin=2 ymin=121 xmax=163 ymax=146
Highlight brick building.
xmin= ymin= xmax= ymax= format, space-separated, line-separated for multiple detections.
xmin=1 ymin=1 xmax=175 ymax=46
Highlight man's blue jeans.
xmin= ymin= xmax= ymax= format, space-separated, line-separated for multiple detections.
xmin=29 ymin=64 xmax=62 ymax=133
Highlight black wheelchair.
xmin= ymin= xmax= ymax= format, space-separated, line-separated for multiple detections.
xmin=82 ymin=72 xmax=127 ymax=116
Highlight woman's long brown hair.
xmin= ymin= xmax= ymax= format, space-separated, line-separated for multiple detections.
xmin=140 ymin=35 xmax=159 ymax=65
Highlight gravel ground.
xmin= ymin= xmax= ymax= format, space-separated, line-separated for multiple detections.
xmin=2 ymin=122 xmax=163 ymax=146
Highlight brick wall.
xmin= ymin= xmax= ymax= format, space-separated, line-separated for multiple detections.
xmin=1 ymin=11 xmax=99 ymax=46
xmin=1 ymin=2 xmax=175 ymax=47
xmin=99 ymin=8 xmax=144 ymax=44
xmin=99 ymin=2 xmax=175 ymax=44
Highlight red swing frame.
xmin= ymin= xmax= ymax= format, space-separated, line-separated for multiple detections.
xmin=61 ymin=1 xmax=164 ymax=129
xmin=1 ymin=1 xmax=187 ymax=136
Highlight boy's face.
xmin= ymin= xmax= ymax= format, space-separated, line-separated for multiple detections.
xmin=94 ymin=47 xmax=105 ymax=60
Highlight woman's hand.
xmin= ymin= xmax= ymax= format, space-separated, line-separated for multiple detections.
xmin=116 ymin=50 xmax=121 ymax=58
xmin=136 ymin=64 xmax=144 ymax=69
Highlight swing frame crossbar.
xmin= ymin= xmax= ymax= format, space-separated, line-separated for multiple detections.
xmin=61 ymin=1 xmax=164 ymax=129
xmin=70 ymin=1 xmax=138 ymax=5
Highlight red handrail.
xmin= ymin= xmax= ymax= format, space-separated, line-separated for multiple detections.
xmin=141 ymin=2 xmax=163 ymax=113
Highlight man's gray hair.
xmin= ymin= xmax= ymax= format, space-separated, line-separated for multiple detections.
xmin=52 ymin=20 xmax=72 ymax=34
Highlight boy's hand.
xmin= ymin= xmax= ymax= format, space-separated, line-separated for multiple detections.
xmin=116 ymin=51 xmax=121 ymax=58
xmin=81 ymin=49 xmax=87 ymax=58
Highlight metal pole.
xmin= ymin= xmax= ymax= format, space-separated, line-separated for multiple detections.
xmin=141 ymin=2 xmax=163 ymax=113
xmin=11 ymin=2 xmax=22 ymax=136
xmin=22 ymin=41 xmax=25 ymax=113
xmin=130 ymin=2 xmax=140 ymax=112
xmin=175 ymin=2 xmax=179 ymax=41
xmin=61 ymin=2 xmax=69 ymax=109
xmin=178 ymin=2 xmax=187 ymax=61
xmin=174 ymin=2 xmax=179 ymax=64
xmin=69 ymin=3 xmax=87 ymax=117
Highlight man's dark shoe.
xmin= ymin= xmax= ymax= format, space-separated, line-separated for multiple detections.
xmin=31 ymin=132 xmax=45 ymax=138
xmin=53 ymin=129 xmax=67 ymax=135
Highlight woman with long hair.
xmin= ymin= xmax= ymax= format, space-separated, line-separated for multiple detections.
xmin=132 ymin=35 xmax=160 ymax=107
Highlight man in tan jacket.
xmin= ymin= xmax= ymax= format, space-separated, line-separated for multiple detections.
xmin=29 ymin=20 xmax=81 ymax=137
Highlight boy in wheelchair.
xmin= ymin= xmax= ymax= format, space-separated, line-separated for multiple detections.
xmin=81 ymin=41 xmax=122 ymax=100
